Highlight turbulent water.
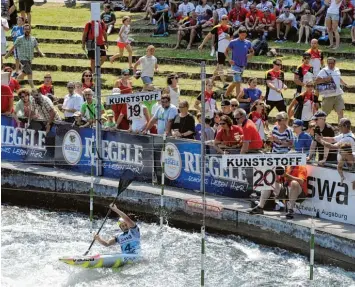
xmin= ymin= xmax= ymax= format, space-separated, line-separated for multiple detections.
xmin=1 ymin=205 xmax=355 ymax=287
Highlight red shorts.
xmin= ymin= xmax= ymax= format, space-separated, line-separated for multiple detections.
xmin=117 ymin=42 xmax=127 ymax=49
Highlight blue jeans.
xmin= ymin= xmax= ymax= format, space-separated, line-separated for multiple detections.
xmin=232 ymin=65 xmax=244 ymax=83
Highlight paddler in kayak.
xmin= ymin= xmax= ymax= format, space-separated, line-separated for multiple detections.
xmin=94 ymin=204 xmax=141 ymax=255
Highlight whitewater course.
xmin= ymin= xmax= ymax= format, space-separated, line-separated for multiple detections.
xmin=1 ymin=116 xmax=355 ymax=286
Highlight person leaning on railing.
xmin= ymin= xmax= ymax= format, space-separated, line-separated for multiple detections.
xmin=338 ymin=143 xmax=355 ymax=184
xmin=214 ymin=115 xmax=243 ymax=154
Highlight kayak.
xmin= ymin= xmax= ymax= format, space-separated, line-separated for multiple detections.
xmin=59 ymin=253 xmax=140 ymax=268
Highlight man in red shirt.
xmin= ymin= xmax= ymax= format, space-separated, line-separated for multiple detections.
xmin=3 ymin=67 xmax=20 ymax=93
xmin=340 ymin=0 xmax=354 ymax=27
xmin=214 ymin=115 xmax=243 ymax=153
xmin=1 ymin=72 xmax=14 ymax=115
xmin=82 ymin=20 xmax=108 ymax=72
xmin=245 ymin=4 xmax=263 ymax=34
xmin=256 ymin=7 xmax=276 ymax=40
xmin=228 ymin=1 xmax=248 ymax=29
xmin=234 ymin=108 xmax=263 ymax=153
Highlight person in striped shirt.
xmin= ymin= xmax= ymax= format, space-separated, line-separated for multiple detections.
xmin=271 ymin=111 xmax=294 ymax=153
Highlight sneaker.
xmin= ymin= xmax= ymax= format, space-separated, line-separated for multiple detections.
xmin=275 ymin=38 xmax=281 ymax=43
xmin=282 ymin=38 xmax=287 ymax=42
xmin=286 ymin=209 xmax=294 ymax=219
xmin=223 ymin=83 xmax=229 ymax=90
xmin=210 ymin=48 xmax=215 ymax=57
xmin=248 ymin=206 xmax=264 ymax=215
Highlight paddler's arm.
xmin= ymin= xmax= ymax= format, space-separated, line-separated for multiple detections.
xmin=109 ymin=204 xmax=135 ymax=228
xmin=93 ymin=234 xmax=116 ymax=247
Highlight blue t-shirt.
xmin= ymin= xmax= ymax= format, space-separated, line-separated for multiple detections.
xmin=153 ymin=105 xmax=178 ymax=135
xmin=228 ymin=38 xmax=252 ymax=68
xmin=244 ymin=88 xmax=262 ymax=103
xmin=294 ymin=132 xmax=312 ymax=155
xmin=11 ymin=26 xmax=24 ymax=42
xmin=195 ymin=123 xmax=201 ymax=140
xmin=153 ymin=3 xmax=169 ymax=11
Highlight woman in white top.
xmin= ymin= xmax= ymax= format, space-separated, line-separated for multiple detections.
xmin=109 ymin=16 xmax=133 ymax=68
xmin=195 ymin=0 xmax=212 ymax=20
xmin=164 ymin=74 xmax=180 ymax=107
xmin=325 ymin=0 xmax=342 ymax=49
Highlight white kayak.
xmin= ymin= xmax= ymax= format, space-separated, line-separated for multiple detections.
xmin=59 ymin=253 xmax=141 ymax=268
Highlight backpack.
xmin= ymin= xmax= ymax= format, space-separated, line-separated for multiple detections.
xmin=152 ymin=14 xmax=169 ymax=37
xmin=252 ymin=39 xmax=268 ymax=56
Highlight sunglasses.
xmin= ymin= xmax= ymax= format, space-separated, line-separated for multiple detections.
xmin=123 ymin=74 xmax=129 ymax=76
xmin=274 ymin=63 xmax=282 ymax=66
xmin=257 ymin=103 xmax=264 ymax=106
xmin=67 ymin=86 xmax=74 ymax=89
xmin=84 ymin=75 xmax=92 ymax=77
xmin=303 ymin=57 xmax=310 ymax=60
xmin=231 ymin=104 xmax=238 ymax=107
xmin=222 ymin=18 xmax=228 ymax=20
xmin=305 ymin=12 xmax=310 ymax=14
xmin=306 ymin=85 xmax=314 ymax=88
xmin=219 ymin=122 xmax=226 ymax=125
xmin=44 ymin=77 xmax=52 ymax=79
xmin=276 ymin=119 xmax=283 ymax=122
xmin=84 ymin=93 xmax=92 ymax=96
xmin=179 ymin=105 xmax=187 ymax=109
xmin=161 ymin=100 xmax=169 ymax=103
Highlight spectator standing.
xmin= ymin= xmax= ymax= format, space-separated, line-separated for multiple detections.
xmin=19 ymin=0 xmax=34 ymax=24
xmin=293 ymin=52 xmax=314 ymax=93
xmin=275 ymin=6 xmax=298 ymax=42
xmin=237 ymin=77 xmax=263 ymax=114
xmin=315 ymin=57 xmax=348 ymax=122
xmin=73 ymin=111 xmax=88 ymax=128
xmin=307 ymin=111 xmax=337 ymax=164
xmin=1 ymin=16 xmax=10 ymax=65
xmin=82 ymin=20 xmax=107 ymax=72
xmin=164 ymin=73 xmax=180 ymax=107
xmin=81 ymin=70 xmax=94 ymax=92
xmin=110 ymin=87 xmax=129 ymax=130
xmin=340 ymin=0 xmax=354 ymax=27
xmin=7 ymin=0 xmax=18 ymax=28
xmin=306 ymin=39 xmax=324 ymax=77
xmin=30 ymin=90 xmax=61 ymax=133
xmin=249 ymin=99 xmax=269 ymax=141
xmin=290 ymin=0 xmax=309 ymax=20
xmin=59 ymin=82 xmax=84 ymax=123
xmin=80 ymin=88 xmax=104 ymax=125
xmin=228 ymin=1 xmax=248 ymax=29
xmin=39 ymin=73 xmax=55 ymax=101
xmin=265 ymin=58 xmax=288 ymax=113
xmin=298 ymin=9 xmax=316 ymax=43
xmin=177 ymin=0 xmax=195 ymax=20
xmin=325 ymin=0 xmax=342 ymax=49
xmin=110 ymin=16 xmax=132 ymax=68
xmin=103 ymin=110 xmax=117 ymax=129
xmin=194 ymin=79 xmax=218 ymax=120
xmin=74 ymin=82 xmax=83 ymax=98
xmin=5 ymin=24 xmax=45 ymax=89
xmin=337 ymin=143 xmax=355 ymax=183
xmin=128 ymin=103 xmax=150 ymax=133
xmin=101 ymin=4 xmax=116 ymax=35
xmin=271 ymin=111 xmax=294 ymax=153
xmin=174 ymin=11 xmax=202 ymax=50
xmin=234 ymin=108 xmax=263 ymax=153
xmin=198 ymin=15 xmax=233 ymax=89
xmin=133 ymin=45 xmax=158 ymax=91
xmin=214 ymin=115 xmax=243 ymax=153
xmin=10 ymin=16 xmax=24 ymax=77
xmin=172 ymin=100 xmax=195 ymax=139
xmin=1 ymin=72 xmax=14 ymax=115
xmin=3 ymin=66 xmax=20 ymax=93
xmin=224 ymin=27 xmax=254 ymax=98
xmin=288 ymin=81 xmax=319 ymax=129
xmin=14 ymin=88 xmax=32 ymax=118
xmin=213 ymin=110 xmax=223 ymax=132
xmin=143 ymin=94 xmax=178 ymax=135
xmin=293 ymin=119 xmax=312 ymax=154
xmin=221 ymin=99 xmax=234 ymax=122
xmin=256 ymin=7 xmax=276 ymax=40
xmin=312 ymin=0 xmax=326 ymax=25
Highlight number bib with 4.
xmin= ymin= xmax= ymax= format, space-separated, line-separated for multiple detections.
xmin=116 ymin=225 xmax=141 ymax=254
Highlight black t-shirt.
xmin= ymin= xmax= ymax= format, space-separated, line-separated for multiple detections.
xmin=314 ymin=123 xmax=337 ymax=163
xmin=100 ymin=11 xmax=116 ymax=24
xmin=224 ymin=111 xmax=237 ymax=125
xmin=172 ymin=113 xmax=195 ymax=139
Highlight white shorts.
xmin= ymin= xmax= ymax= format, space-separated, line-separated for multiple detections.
xmin=1 ymin=42 xmax=6 ymax=56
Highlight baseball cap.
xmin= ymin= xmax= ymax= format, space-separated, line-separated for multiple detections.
xmin=221 ymin=100 xmax=231 ymax=107
xmin=112 ymin=88 xmax=121 ymax=94
xmin=293 ymin=119 xmax=304 ymax=127
xmin=311 ymin=111 xmax=327 ymax=120
xmin=106 ymin=109 xmax=114 ymax=117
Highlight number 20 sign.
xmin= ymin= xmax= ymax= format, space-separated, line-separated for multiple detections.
xmin=253 ymin=167 xmax=276 ymax=191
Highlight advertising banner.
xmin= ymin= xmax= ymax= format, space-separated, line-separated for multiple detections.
xmin=55 ymin=124 xmax=153 ymax=181
xmin=155 ymin=137 xmax=253 ymax=198
xmin=1 ymin=115 xmax=55 ymax=164
xmin=106 ymin=91 xmax=161 ymax=105
xmin=296 ymin=166 xmax=355 ymax=225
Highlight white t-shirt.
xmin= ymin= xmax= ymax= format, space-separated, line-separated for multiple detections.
xmin=256 ymin=1 xmax=274 ymax=13
xmin=178 ymin=3 xmax=195 ymax=17
xmin=139 ymin=55 xmax=157 ymax=78
xmin=130 ymin=104 xmax=148 ymax=132
xmin=153 ymin=104 xmax=178 ymax=135
xmin=195 ymin=4 xmax=211 ymax=15
xmin=278 ymin=13 xmax=298 ymax=29
xmin=118 ymin=25 xmax=130 ymax=43
xmin=63 ymin=93 xmax=84 ymax=117
xmin=168 ymin=85 xmax=180 ymax=107
xmin=334 ymin=132 xmax=355 ymax=160
xmin=317 ymin=67 xmax=344 ymax=96
xmin=327 ymin=0 xmax=342 ymax=14
xmin=216 ymin=8 xmax=228 ymax=21
xmin=1 ymin=17 xmax=9 ymax=44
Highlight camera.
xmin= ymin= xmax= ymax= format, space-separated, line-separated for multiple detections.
xmin=275 ymin=166 xmax=285 ymax=176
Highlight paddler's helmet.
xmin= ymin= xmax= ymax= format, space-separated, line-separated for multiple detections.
xmin=117 ymin=218 xmax=128 ymax=231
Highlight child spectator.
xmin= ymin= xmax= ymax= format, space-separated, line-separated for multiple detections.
xmin=194 ymin=79 xmax=218 ymax=120
xmin=10 ymin=16 xmax=24 ymax=77
xmin=103 ymin=109 xmax=116 ymax=129
xmin=39 ymin=73 xmax=55 ymax=101
xmin=249 ymin=99 xmax=269 ymax=141
xmin=338 ymin=143 xmax=355 ymax=183
xmin=237 ymin=77 xmax=263 ymax=114
xmin=133 ymin=45 xmax=158 ymax=91
xmin=195 ymin=113 xmax=202 ymax=140
xmin=73 ymin=111 xmax=88 ymax=128
xmin=101 ymin=4 xmax=116 ymax=34
xmin=293 ymin=119 xmax=312 ymax=154
xmin=2 ymin=67 xmax=20 ymax=93
xmin=110 ymin=16 xmax=133 ymax=69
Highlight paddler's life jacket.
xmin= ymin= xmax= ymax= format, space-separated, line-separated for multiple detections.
xmin=115 ymin=225 xmax=141 ymax=254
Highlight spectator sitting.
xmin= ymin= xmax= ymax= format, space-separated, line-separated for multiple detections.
xmin=39 ymin=73 xmax=55 ymax=102
xmin=73 ymin=111 xmax=88 ymax=128
xmin=163 ymin=73 xmax=180 ymax=107
xmin=3 ymin=67 xmax=20 ymax=93
xmin=245 ymin=4 xmax=263 ymax=35
xmin=174 ymin=11 xmax=202 ymax=50
xmin=297 ymin=9 xmax=316 ymax=43
xmin=338 ymin=143 xmax=355 ymax=184
xmin=101 ymin=4 xmax=116 ymax=34
xmin=290 ymin=0 xmax=309 ymax=20
xmin=234 ymin=107 xmax=264 ymax=153
xmin=213 ymin=1 xmax=228 ymax=26
xmin=271 ymin=111 xmax=294 ymax=153
xmin=58 ymin=82 xmax=84 ymax=123
xmin=249 ymin=99 xmax=269 ymax=141
xmin=177 ymin=0 xmax=195 ymax=21
xmin=81 ymin=70 xmax=94 ymax=92
xmin=293 ymin=119 xmax=312 ymax=154
xmin=249 ymin=165 xmax=308 ymax=219
xmin=143 ymin=94 xmax=178 ymax=136
xmin=241 ymin=0 xmax=253 ymax=11
xmin=237 ymin=77 xmax=263 ymax=114
xmin=256 ymin=0 xmax=274 ymax=13
xmin=195 ymin=0 xmax=212 ymax=21
xmin=228 ymin=1 xmax=248 ymax=29
xmin=275 ymin=6 xmax=298 ymax=42
xmin=275 ymin=0 xmax=287 ymax=16
xmin=288 ymin=81 xmax=319 ymax=129
xmin=214 ymin=115 xmax=243 ymax=154
xmin=146 ymin=0 xmax=169 ymax=25
xmin=172 ymin=100 xmax=195 ymax=139
xmin=312 ymin=0 xmax=326 ymax=25
xmin=14 ymin=88 xmax=32 ymax=119
xmin=255 ymin=7 xmax=276 ymax=40
xmin=103 ymin=109 xmax=117 ymax=129
xmin=194 ymin=79 xmax=218 ymax=120
xmin=133 ymin=45 xmax=158 ymax=91
xmin=340 ymin=0 xmax=354 ymax=28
